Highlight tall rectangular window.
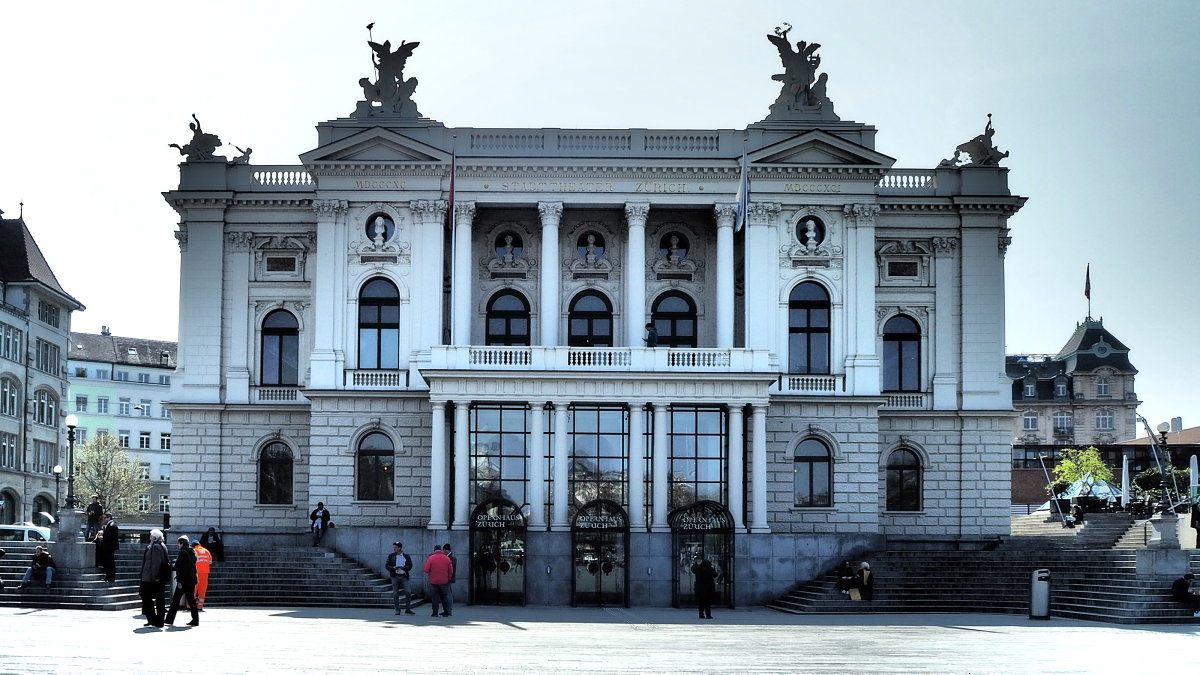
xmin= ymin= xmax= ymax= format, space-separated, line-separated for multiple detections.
xmin=118 ymin=398 xmax=131 ymax=416
xmin=160 ymin=433 xmax=171 ymax=450
xmin=37 ymin=301 xmax=60 ymax=327
xmin=158 ymin=496 xmax=170 ymax=513
xmin=568 ymin=405 xmax=628 ymax=518
xmin=0 ymin=323 xmax=22 ymax=361
xmin=75 ymin=395 xmax=88 ymax=412
xmin=469 ymin=403 xmax=529 ymax=509
xmin=118 ymin=430 xmax=130 ymax=448
xmin=667 ymin=406 xmax=727 ymax=510
xmin=139 ymin=431 xmax=151 ymax=449
xmin=139 ymin=399 xmax=152 ymax=416
xmin=97 ymin=397 xmax=109 ymax=414
xmin=0 ymin=432 xmax=19 ymax=469
xmin=34 ymin=339 xmax=60 ymax=374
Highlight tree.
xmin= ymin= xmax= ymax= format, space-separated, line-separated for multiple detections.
xmin=1049 ymin=447 xmax=1116 ymax=496
xmin=73 ymin=434 xmax=154 ymax=519
xmin=1131 ymin=466 xmax=1191 ymax=503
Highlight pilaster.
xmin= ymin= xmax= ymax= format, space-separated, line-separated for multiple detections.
xmin=310 ymin=199 xmax=349 ymax=389
xmin=843 ymin=204 xmax=881 ymax=396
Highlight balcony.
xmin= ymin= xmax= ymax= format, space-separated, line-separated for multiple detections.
xmin=425 ymin=345 xmax=773 ymax=373
xmin=880 ymin=392 xmax=930 ymax=410
xmin=253 ymin=386 xmax=308 ymax=403
xmin=769 ymin=374 xmax=845 ymax=395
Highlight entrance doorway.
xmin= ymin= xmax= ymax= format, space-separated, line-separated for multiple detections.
xmin=469 ymin=499 xmax=527 ymax=605
xmin=669 ymin=501 xmax=734 ymax=608
xmin=571 ymin=499 xmax=629 ymax=607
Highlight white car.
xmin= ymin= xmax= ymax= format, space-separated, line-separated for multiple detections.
xmin=0 ymin=523 xmax=53 ymax=542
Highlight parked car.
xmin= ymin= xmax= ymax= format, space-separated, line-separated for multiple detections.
xmin=0 ymin=523 xmax=53 ymax=542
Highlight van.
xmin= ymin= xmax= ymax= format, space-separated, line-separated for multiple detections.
xmin=0 ymin=523 xmax=53 ymax=542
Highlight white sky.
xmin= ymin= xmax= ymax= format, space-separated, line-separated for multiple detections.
xmin=2 ymin=1 xmax=1197 ymax=436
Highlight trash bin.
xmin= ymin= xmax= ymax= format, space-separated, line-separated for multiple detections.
xmin=1029 ymin=568 xmax=1051 ymax=619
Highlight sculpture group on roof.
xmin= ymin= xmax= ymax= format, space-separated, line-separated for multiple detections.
xmin=765 ymin=23 xmax=838 ymax=121
xmin=354 ymin=23 xmax=422 ymax=118
xmin=940 ymin=114 xmax=1010 ymax=168
xmin=168 ymin=114 xmax=223 ymax=162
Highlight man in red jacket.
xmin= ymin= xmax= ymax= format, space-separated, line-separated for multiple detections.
xmin=423 ymin=545 xmax=453 ymax=617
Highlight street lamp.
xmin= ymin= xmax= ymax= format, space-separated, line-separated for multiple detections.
xmin=51 ymin=464 xmax=62 ymax=508
xmin=65 ymin=413 xmax=79 ymax=509
xmin=1156 ymin=421 xmax=1172 ymax=515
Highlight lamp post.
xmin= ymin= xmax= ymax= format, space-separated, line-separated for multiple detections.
xmin=52 ymin=464 xmax=62 ymax=510
xmin=1156 ymin=421 xmax=1171 ymax=515
xmin=65 ymin=413 xmax=79 ymax=509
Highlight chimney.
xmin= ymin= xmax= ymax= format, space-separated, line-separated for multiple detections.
xmin=1171 ymin=416 xmax=1183 ymax=433
xmin=101 ymin=325 xmax=111 ymax=336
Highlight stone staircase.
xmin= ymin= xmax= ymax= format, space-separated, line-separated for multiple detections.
xmin=1001 ymin=512 xmax=1136 ymax=549
xmin=1 ymin=542 xmax=400 ymax=611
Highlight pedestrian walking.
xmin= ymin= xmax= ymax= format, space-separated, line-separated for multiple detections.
xmin=139 ymin=529 xmax=172 ymax=628
xmin=386 ymin=541 xmax=415 ymax=615
xmin=97 ymin=513 xmax=120 ymax=584
xmin=423 ymin=545 xmax=453 ymax=617
xmin=691 ymin=557 xmax=718 ymax=619
xmin=191 ymin=538 xmax=212 ymax=610
xmin=164 ymin=535 xmax=200 ymax=626
xmin=310 ymin=502 xmax=331 ymax=547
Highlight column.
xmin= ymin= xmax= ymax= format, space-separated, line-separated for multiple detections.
xmin=742 ymin=202 xmax=780 ymax=351
xmin=843 ymin=204 xmax=882 ymax=395
xmin=627 ymin=403 xmax=646 ymax=530
xmin=713 ymin=204 xmax=737 ymax=349
xmin=450 ymin=201 xmax=476 ymax=345
xmin=749 ymin=404 xmax=769 ymax=533
xmin=428 ymin=401 xmax=448 ymax=529
xmin=526 ymin=403 xmax=547 ymax=530
xmin=727 ymin=404 xmax=745 ymax=531
xmin=931 ymin=236 xmax=960 ymax=409
xmin=651 ymin=402 xmax=669 ymax=532
xmin=551 ymin=404 xmax=570 ymax=530
xmin=410 ymin=200 xmax=449 ymax=348
xmin=309 ymin=199 xmax=348 ymax=389
xmin=625 ymin=203 xmax=650 ymax=346
xmin=452 ymin=402 xmax=470 ymax=529
xmin=224 ymin=232 xmax=253 ymax=404
xmin=538 ymin=202 xmax=563 ymax=346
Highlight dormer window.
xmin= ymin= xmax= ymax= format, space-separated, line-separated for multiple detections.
xmin=1097 ymin=378 xmax=1110 ymax=397
xmin=1054 ymin=381 xmax=1067 ymax=397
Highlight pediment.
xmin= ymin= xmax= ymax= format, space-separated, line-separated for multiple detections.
xmin=300 ymin=128 xmax=450 ymax=165
xmin=751 ymin=130 xmax=895 ymax=169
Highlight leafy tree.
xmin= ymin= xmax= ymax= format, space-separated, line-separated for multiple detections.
xmin=1049 ymin=447 xmax=1116 ymax=496
xmin=73 ymin=434 xmax=154 ymax=519
xmin=1131 ymin=466 xmax=1191 ymax=503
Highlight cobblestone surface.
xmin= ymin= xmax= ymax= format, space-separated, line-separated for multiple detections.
xmin=1 ymin=605 xmax=1196 ymax=674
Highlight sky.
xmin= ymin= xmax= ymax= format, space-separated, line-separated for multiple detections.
xmin=1 ymin=1 xmax=1197 ymax=436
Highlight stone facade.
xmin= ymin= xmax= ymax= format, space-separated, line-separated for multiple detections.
xmin=164 ymin=31 xmax=1024 ymax=607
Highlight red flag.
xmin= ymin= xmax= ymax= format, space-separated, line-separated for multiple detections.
xmin=446 ymin=151 xmax=456 ymax=230
xmin=1084 ymin=264 xmax=1091 ymax=300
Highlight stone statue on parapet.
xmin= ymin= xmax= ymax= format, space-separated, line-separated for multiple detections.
xmin=353 ymin=25 xmax=422 ymax=118
xmin=168 ymin=114 xmax=224 ymax=162
xmin=228 ymin=145 xmax=253 ymax=166
xmin=939 ymin=114 xmax=1010 ymax=167
xmin=765 ymin=23 xmax=838 ymax=121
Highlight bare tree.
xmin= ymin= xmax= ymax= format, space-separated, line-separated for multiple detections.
xmin=73 ymin=434 xmax=154 ymax=519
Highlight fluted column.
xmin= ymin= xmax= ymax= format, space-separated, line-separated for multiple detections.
xmin=743 ymin=203 xmax=780 ymax=351
xmin=225 ymin=232 xmax=253 ymax=404
xmin=551 ymin=403 xmax=570 ymax=530
xmin=309 ymin=199 xmax=348 ymax=389
xmin=526 ymin=403 xmax=547 ymax=529
xmin=727 ymin=404 xmax=745 ymax=532
xmin=452 ymin=401 xmax=470 ymax=529
xmin=428 ymin=401 xmax=448 ymax=529
xmin=651 ymin=402 xmax=669 ymax=532
xmin=713 ymin=204 xmax=737 ymax=349
xmin=627 ymin=404 xmax=646 ymax=530
xmin=450 ymin=201 xmax=476 ymax=345
xmin=538 ymin=202 xmax=564 ymax=346
xmin=411 ymin=200 xmax=449 ymax=348
xmin=625 ymin=203 xmax=650 ymax=346
xmin=749 ymin=404 xmax=769 ymax=533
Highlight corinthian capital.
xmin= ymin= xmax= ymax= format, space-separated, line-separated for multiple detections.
xmin=842 ymin=203 xmax=881 ymax=225
xmin=931 ymin=236 xmax=959 ymax=254
xmin=311 ymin=199 xmax=348 ymax=218
xmin=537 ymin=201 xmax=564 ymax=227
xmin=226 ymin=231 xmax=254 ymax=249
xmin=746 ymin=202 xmax=781 ymax=226
xmin=624 ymin=202 xmax=650 ymax=227
xmin=453 ymin=201 xmax=476 ymax=226
xmin=410 ymin=199 xmax=447 ymax=225
xmin=713 ymin=203 xmax=738 ymax=228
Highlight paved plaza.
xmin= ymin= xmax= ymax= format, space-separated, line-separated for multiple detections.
xmin=1 ymin=605 xmax=1195 ymax=674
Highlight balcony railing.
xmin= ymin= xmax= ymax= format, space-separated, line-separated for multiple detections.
xmin=427 ymin=346 xmax=772 ymax=373
xmin=253 ymin=387 xmax=307 ymax=403
xmin=770 ymin=374 xmax=844 ymax=394
xmin=881 ymin=392 xmax=929 ymax=410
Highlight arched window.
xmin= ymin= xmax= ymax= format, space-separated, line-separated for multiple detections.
xmin=0 ymin=376 xmax=17 ymax=417
xmin=258 ymin=442 xmax=294 ymax=505
xmin=886 ymin=448 xmax=922 ymax=511
xmin=31 ymin=495 xmax=53 ymax=526
xmin=568 ymin=291 xmax=613 ymax=347
xmin=882 ymin=315 xmax=920 ymax=391
xmin=486 ymin=291 xmax=531 ymax=346
xmin=358 ymin=278 xmax=399 ymax=369
xmin=33 ymin=390 xmax=57 ymax=426
xmin=261 ymin=310 xmax=299 ymax=386
xmin=1022 ymin=411 xmax=1039 ymax=431
xmin=793 ymin=438 xmax=831 ymax=507
xmin=0 ymin=488 xmax=18 ymax=523
xmin=788 ymin=282 xmax=830 ymax=374
xmin=650 ymin=292 xmax=697 ymax=348
xmin=356 ymin=432 xmax=395 ymax=501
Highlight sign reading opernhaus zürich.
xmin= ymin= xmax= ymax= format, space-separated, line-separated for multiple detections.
xmin=163 ymin=21 xmax=1023 ymax=610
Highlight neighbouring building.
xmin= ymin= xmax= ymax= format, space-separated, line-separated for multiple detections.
xmin=164 ymin=29 xmax=1026 ymax=607
xmin=0 ymin=211 xmax=85 ymax=527
xmin=67 ymin=329 xmax=177 ymax=529
xmin=1008 ymin=316 xmax=1141 ymax=507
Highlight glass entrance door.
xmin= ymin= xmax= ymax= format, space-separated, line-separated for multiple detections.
xmin=670 ymin=501 xmax=734 ymax=608
xmin=571 ymin=500 xmax=629 ymax=607
xmin=469 ymin=499 xmax=526 ymax=605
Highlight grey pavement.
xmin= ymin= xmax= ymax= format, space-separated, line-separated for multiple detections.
xmin=1 ymin=604 xmax=1195 ymax=674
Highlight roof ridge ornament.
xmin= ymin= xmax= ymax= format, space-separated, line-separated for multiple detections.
xmin=764 ymin=23 xmax=839 ymax=122
xmin=940 ymin=114 xmax=1010 ymax=167
xmin=353 ymin=24 xmax=422 ymax=119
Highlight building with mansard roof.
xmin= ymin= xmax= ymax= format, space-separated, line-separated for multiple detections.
xmin=0 ymin=211 xmax=84 ymax=528
xmin=163 ymin=29 xmax=1025 ymax=607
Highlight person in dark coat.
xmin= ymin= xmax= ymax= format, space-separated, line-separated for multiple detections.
xmin=85 ymin=495 xmax=104 ymax=541
xmin=1171 ymin=572 xmax=1200 ymax=616
xmin=97 ymin=513 xmax=120 ymax=584
xmin=1191 ymin=501 xmax=1200 ymax=547
xmin=164 ymin=535 xmax=200 ymax=626
xmin=691 ymin=557 xmax=718 ymax=619
xmin=199 ymin=527 xmax=225 ymax=563
xmin=854 ymin=562 xmax=874 ymax=601
xmin=835 ymin=560 xmax=855 ymax=594
xmin=139 ymin=529 xmax=171 ymax=627
xmin=310 ymin=502 xmax=331 ymax=547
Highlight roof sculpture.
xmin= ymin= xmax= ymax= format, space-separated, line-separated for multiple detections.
xmin=764 ymin=23 xmax=839 ymax=122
